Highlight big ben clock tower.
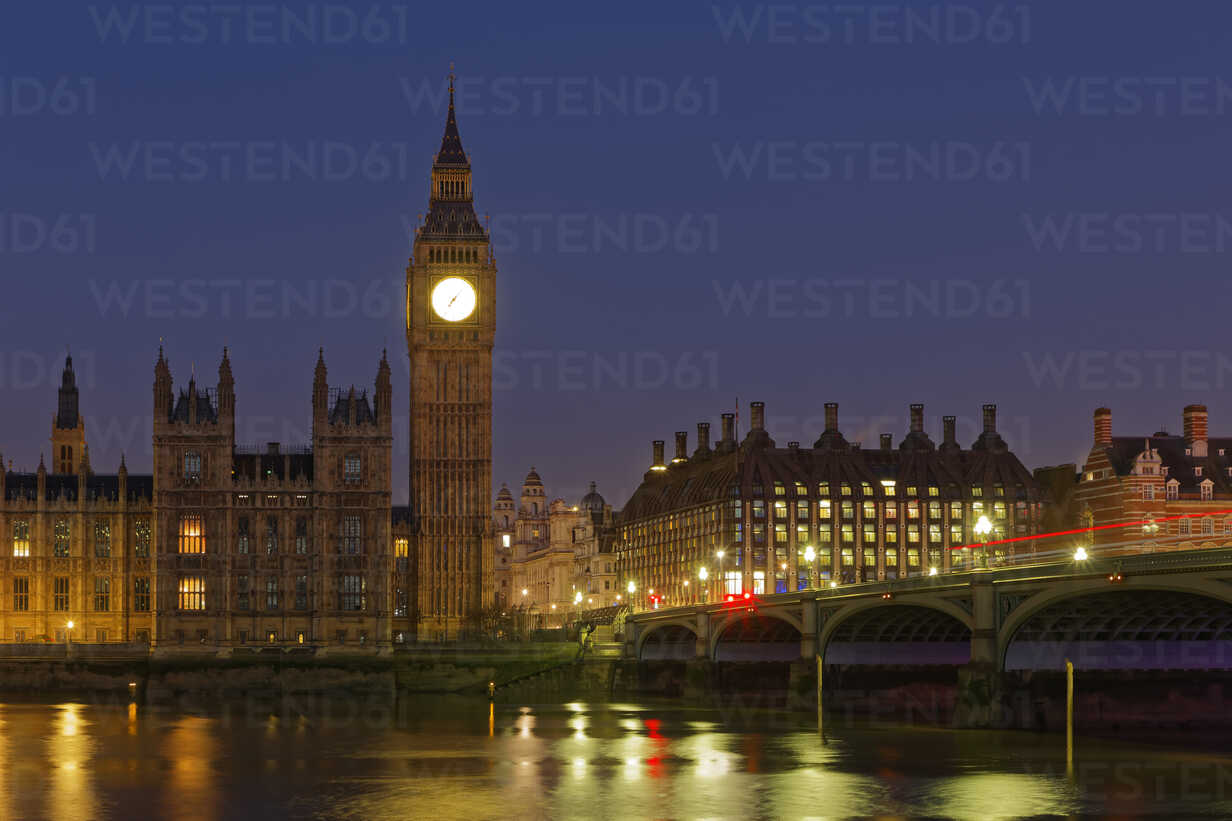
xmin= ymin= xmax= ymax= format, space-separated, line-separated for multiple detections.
xmin=406 ymin=74 xmax=495 ymax=639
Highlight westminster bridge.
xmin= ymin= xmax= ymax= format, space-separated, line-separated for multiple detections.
xmin=623 ymin=547 xmax=1232 ymax=673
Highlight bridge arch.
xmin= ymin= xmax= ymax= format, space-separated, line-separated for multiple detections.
xmin=999 ymin=579 xmax=1232 ymax=671
xmin=710 ymin=611 xmax=802 ymax=662
xmin=635 ymin=619 xmax=699 ymax=661
xmin=819 ymin=598 xmax=974 ymax=666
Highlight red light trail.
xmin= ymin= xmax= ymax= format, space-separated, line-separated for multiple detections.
xmin=949 ymin=509 xmax=1232 ymax=551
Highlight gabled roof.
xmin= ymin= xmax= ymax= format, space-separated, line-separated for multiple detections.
xmin=1105 ymin=434 xmax=1232 ymax=493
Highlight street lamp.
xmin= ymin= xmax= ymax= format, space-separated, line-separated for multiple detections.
xmin=698 ymin=566 xmax=709 ymax=602
xmin=1073 ymin=546 xmax=1089 ymax=562
xmin=974 ymin=514 xmax=993 ymax=568
xmin=716 ymin=550 xmax=726 ymax=596
xmin=803 ymin=545 xmax=816 ymax=589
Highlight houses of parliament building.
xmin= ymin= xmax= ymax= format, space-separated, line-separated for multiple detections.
xmin=0 ymin=74 xmax=501 ymax=646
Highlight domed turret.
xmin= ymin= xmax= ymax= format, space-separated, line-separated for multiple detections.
xmin=580 ymin=481 xmax=606 ymax=513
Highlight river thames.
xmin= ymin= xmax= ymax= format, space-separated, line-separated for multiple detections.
xmin=1 ymin=696 xmax=1228 ymax=819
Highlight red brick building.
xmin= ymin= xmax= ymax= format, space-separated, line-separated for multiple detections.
xmin=1076 ymin=405 xmax=1232 ymax=553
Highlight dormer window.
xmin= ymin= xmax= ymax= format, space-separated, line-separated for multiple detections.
xmin=1166 ymin=480 xmax=1179 ymax=500
xmin=1201 ymin=480 xmax=1214 ymax=501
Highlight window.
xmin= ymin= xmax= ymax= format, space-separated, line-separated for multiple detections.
xmin=1167 ymin=483 xmax=1179 ymax=500
xmin=339 ymin=575 xmax=365 ymax=610
xmin=928 ymin=485 xmax=939 ymax=497
xmin=96 ymin=630 xmax=107 ymax=643
xmin=862 ymin=501 xmax=876 ymax=520
xmin=295 ymin=575 xmax=308 ymax=610
xmin=178 ymin=576 xmax=205 ymax=611
xmin=54 ymin=577 xmax=69 ymax=611
xmin=929 ymin=524 xmax=942 ymax=544
xmin=184 ymin=450 xmax=202 ymax=480
xmin=13 ymin=578 xmax=29 ymax=611
xmin=344 ymin=453 xmax=362 ymax=484
xmin=11 ymin=520 xmax=30 ymax=557
xmin=1202 ymin=483 xmax=1214 ymax=501
xmin=752 ymin=570 xmax=766 ymax=594
xmin=394 ymin=585 xmax=407 ymax=617
xmin=950 ymin=524 xmax=963 ymax=544
xmin=134 ymin=577 xmax=150 ymax=612
xmin=819 ymin=500 xmax=831 ymax=520
xmin=752 ymin=500 xmax=765 ymax=520
xmin=1202 ymin=518 xmax=1214 ymax=535
xmin=774 ymin=523 xmax=788 ymax=544
xmin=885 ymin=525 xmax=898 ymax=544
xmin=237 ymin=516 xmax=250 ymax=554
xmin=341 ymin=516 xmax=361 ymax=554
xmin=841 ymin=501 xmax=854 ymax=520
xmin=94 ymin=520 xmax=111 ymax=557
xmin=295 ymin=518 xmax=309 ymax=554
xmin=94 ymin=577 xmax=110 ymax=611
xmin=841 ymin=524 xmax=854 ymax=543
xmin=134 ymin=519 xmax=151 ymax=558
xmin=264 ymin=516 xmax=278 ymax=555
xmin=501 ymin=533 xmax=511 ymax=548
xmin=178 ymin=513 xmax=205 ymax=554
xmin=863 ymin=523 xmax=877 ymax=544
xmin=1180 ymin=518 xmax=1191 ymax=535
xmin=971 ymin=485 xmax=983 ymax=498
xmin=237 ymin=575 xmax=250 ymax=610
xmin=841 ymin=547 xmax=854 ymax=566
xmin=265 ymin=577 xmax=279 ymax=610
xmin=840 ymin=483 xmax=851 ymax=496
xmin=862 ymin=548 xmax=876 ymax=567
xmin=1141 ymin=484 xmax=1154 ymax=501
xmin=54 ymin=519 xmax=70 ymax=557
xmin=907 ymin=501 xmax=919 ymax=520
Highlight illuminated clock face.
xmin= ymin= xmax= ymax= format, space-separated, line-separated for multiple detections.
xmin=431 ymin=277 xmax=477 ymax=322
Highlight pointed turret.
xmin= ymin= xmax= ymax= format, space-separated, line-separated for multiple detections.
xmin=55 ymin=353 xmax=80 ymax=430
xmin=218 ymin=346 xmax=235 ymax=414
xmin=421 ymin=69 xmax=486 ymax=240
xmin=434 ymin=70 xmax=469 ymax=167
xmin=375 ymin=349 xmax=392 ymax=429
xmin=313 ymin=348 xmax=329 ymax=429
xmin=51 ymin=352 xmax=87 ymax=474
xmin=154 ymin=345 xmax=173 ymax=420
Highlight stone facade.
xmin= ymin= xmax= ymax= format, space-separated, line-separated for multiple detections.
xmin=494 ymin=470 xmax=618 ymax=627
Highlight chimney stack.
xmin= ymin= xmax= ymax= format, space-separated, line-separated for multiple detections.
xmin=651 ymin=440 xmax=665 ymax=471
xmin=909 ymin=404 xmax=924 ymax=433
xmin=695 ymin=422 xmax=711 ymax=456
xmin=982 ymin=404 xmax=997 ymax=433
xmin=1093 ymin=407 xmax=1112 ymax=446
xmin=880 ymin=433 xmax=892 ymax=451
xmin=673 ymin=431 xmax=688 ymax=463
xmin=1184 ymin=404 xmax=1209 ymax=457
xmin=943 ymin=416 xmax=957 ymax=444
xmin=750 ymin=401 xmax=765 ymax=431
xmin=824 ymin=402 xmax=838 ymax=431
xmin=720 ymin=413 xmax=735 ymax=444
xmin=788 ymin=441 xmax=800 ymax=453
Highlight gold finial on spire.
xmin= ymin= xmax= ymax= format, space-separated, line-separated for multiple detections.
xmin=448 ymin=62 xmax=456 ymax=106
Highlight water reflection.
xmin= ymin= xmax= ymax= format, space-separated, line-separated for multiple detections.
xmin=0 ymin=697 xmax=1227 ymax=819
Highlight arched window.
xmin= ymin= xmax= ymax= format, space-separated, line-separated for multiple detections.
xmin=184 ymin=451 xmax=202 ymax=480
xmin=344 ymin=453 xmax=361 ymax=484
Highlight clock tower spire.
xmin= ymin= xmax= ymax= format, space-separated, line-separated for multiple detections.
xmin=403 ymin=70 xmax=496 ymax=640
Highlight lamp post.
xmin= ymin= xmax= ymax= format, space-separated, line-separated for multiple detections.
xmin=1073 ymin=546 xmax=1089 ymax=562
xmin=682 ymin=578 xmax=690 ymax=604
xmin=65 ymin=620 xmax=74 ymax=656
xmin=973 ymin=514 xmax=993 ymax=569
xmin=803 ymin=545 xmax=816 ymax=590
xmin=698 ymin=566 xmax=709 ymax=603
xmin=626 ymin=580 xmax=636 ymax=613
xmin=716 ymin=549 xmax=726 ymax=598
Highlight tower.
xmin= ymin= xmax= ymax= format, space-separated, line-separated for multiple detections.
xmin=406 ymin=72 xmax=496 ymax=639
xmin=50 ymin=354 xmax=87 ymax=475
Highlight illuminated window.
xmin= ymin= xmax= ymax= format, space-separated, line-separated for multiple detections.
xmin=265 ymin=577 xmax=279 ymax=610
xmin=179 ymin=576 xmax=205 ymax=610
xmin=94 ymin=520 xmax=111 ymax=557
xmin=341 ymin=516 xmax=361 ymax=554
xmin=950 ymin=501 xmax=963 ymax=519
xmin=929 ymin=524 xmax=942 ymax=543
xmin=907 ymin=548 xmax=921 ymax=567
xmin=841 ymin=547 xmax=854 ymax=566
xmin=796 ymin=524 xmax=809 ymax=543
xmin=818 ymin=482 xmax=830 ymax=497
xmin=94 ymin=577 xmax=110 ymax=611
xmin=134 ymin=577 xmax=150 ymax=612
xmin=395 ymin=538 xmax=409 ymax=558
xmin=818 ymin=526 xmax=832 ymax=545
xmin=818 ymin=500 xmax=831 ymax=520
xmin=950 ymin=524 xmax=964 ymax=543
xmin=53 ymin=577 xmax=69 ymax=611
xmin=752 ymin=570 xmax=766 ymax=594
xmin=885 ymin=504 xmax=897 ymax=520
xmin=774 ymin=523 xmax=788 ymax=544
xmin=339 ymin=575 xmax=365 ymax=610
xmin=885 ymin=526 xmax=898 ymax=544
xmin=841 ymin=501 xmax=854 ymax=520
xmin=11 ymin=520 xmax=29 ymax=558
xmin=134 ymin=519 xmax=151 ymax=558
xmin=178 ymin=513 xmax=205 ymax=554
xmin=908 ymin=525 xmax=920 ymax=543
xmin=501 ymin=533 xmax=511 ymax=548
xmin=885 ymin=549 xmax=898 ymax=567
xmin=13 ymin=577 xmax=29 ymax=611
xmin=862 ymin=501 xmax=876 ymax=519
xmin=184 ymin=451 xmax=202 ymax=480
xmin=344 ymin=453 xmax=362 ymax=484
xmin=971 ymin=485 xmax=983 ymax=498
xmin=907 ymin=501 xmax=919 ymax=520
xmin=840 ymin=483 xmax=851 ymax=496
xmin=862 ymin=548 xmax=876 ymax=567
xmin=841 ymin=524 xmax=854 ymax=543
xmin=54 ymin=519 xmax=70 ymax=557
xmin=774 ymin=482 xmax=785 ymax=497
xmin=773 ymin=500 xmax=788 ymax=518
xmin=752 ymin=500 xmax=765 ymax=519
xmin=928 ymin=485 xmax=939 ymax=497
xmin=863 ymin=523 xmax=877 ymax=543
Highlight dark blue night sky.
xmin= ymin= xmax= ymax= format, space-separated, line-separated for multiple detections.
xmin=2 ymin=1 xmax=1230 ymax=506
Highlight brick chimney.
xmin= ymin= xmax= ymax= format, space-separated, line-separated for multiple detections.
xmin=673 ymin=431 xmax=688 ymax=463
xmin=1093 ymin=407 xmax=1112 ymax=446
xmin=750 ymin=401 xmax=765 ymax=431
xmin=943 ymin=416 xmax=957 ymax=445
xmin=909 ymin=404 xmax=924 ymax=433
xmin=694 ymin=422 xmax=711 ymax=458
xmin=982 ymin=404 xmax=997 ymax=433
xmin=1184 ymin=404 xmax=1209 ymax=457
xmin=719 ymin=413 xmax=735 ymax=450
xmin=651 ymin=440 xmax=665 ymax=470
xmin=824 ymin=402 xmax=839 ymax=431
xmin=880 ymin=433 xmax=892 ymax=451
